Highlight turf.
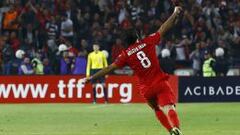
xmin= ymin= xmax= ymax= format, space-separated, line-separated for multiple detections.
xmin=0 ymin=103 xmax=239 ymax=135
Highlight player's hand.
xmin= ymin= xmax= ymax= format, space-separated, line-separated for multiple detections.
xmin=174 ymin=6 xmax=182 ymax=15
xmin=79 ymin=77 xmax=91 ymax=84
xmin=79 ymin=77 xmax=87 ymax=84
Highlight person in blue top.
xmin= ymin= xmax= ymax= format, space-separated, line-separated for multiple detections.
xmin=72 ymin=52 xmax=87 ymax=75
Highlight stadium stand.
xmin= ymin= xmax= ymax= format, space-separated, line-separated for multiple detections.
xmin=0 ymin=0 xmax=239 ymax=76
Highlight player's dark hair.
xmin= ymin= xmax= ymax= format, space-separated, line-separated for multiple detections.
xmin=92 ymin=41 xmax=101 ymax=48
xmin=123 ymin=28 xmax=138 ymax=48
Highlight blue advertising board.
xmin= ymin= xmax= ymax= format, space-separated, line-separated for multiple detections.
xmin=179 ymin=77 xmax=240 ymax=102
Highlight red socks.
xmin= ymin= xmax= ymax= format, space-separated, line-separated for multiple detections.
xmin=168 ymin=109 xmax=180 ymax=128
xmin=155 ymin=110 xmax=172 ymax=131
xmin=155 ymin=108 xmax=180 ymax=131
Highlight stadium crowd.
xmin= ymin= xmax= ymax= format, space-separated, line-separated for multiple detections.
xmin=0 ymin=0 xmax=239 ymax=76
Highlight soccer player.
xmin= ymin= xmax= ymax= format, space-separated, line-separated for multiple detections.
xmin=86 ymin=44 xmax=109 ymax=104
xmin=82 ymin=7 xmax=183 ymax=135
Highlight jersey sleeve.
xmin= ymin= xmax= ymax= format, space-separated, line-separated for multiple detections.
xmin=113 ymin=51 xmax=127 ymax=68
xmin=143 ymin=32 xmax=161 ymax=46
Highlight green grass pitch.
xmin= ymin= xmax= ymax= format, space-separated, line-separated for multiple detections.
xmin=0 ymin=103 xmax=239 ymax=135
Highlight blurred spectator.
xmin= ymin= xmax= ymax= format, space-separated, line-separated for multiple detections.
xmin=28 ymin=1 xmax=50 ymax=29
xmin=9 ymin=31 xmax=20 ymax=52
xmin=18 ymin=57 xmax=34 ymax=75
xmin=60 ymin=13 xmax=74 ymax=43
xmin=127 ymin=0 xmax=144 ymax=21
xmin=159 ymin=49 xmax=175 ymax=74
xmin=31 ymin=58 xmax=43 ymax=75
xmin=163 ymin=40 xmax=177 ymax=59
xmin=60 ymin=51 xmax=71 ymax=75
xmin=43 ymin=58 xmax=53 ymax=75
xmin=26 ymin=24 xmax=34 ymax=42
xmin=190 ymin=43 xmax=202 ymax=76
xmin=45 ymin=15 xmax=59 ymax=52
xmin=214 ymin=47 xmax=229 ymax=76
xmin=57 ymin=43 xmax=72 ymax=75
xmin=72 ymin=52 xmax=87 ymax=75
xmin=2 ymin=4 xmax=19 ymax=32
xmin=31 ymin=52 xmax=44 ymax=75
xmin=193 ymin=18 xmax=208 ymax=42
xmin=0 ymin=2 xmax=10 ymax=31
xmin=10 ymin=58 xmax=21 ymax=75
xmin=175 ymin=35 xmax=191 ymax=61
xmin=111 ymin=38 xmax=124 ymax=62
xmin=2 ymin=36 xmax=13 ymax=75
xmin=202 ymin=50 xmax=216 ymax=77
xmin=80 ymin=39 xmax=88 ymax=55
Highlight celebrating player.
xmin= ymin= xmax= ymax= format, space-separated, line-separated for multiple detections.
xmin=82 ymin=6 xmax=183 ymax=135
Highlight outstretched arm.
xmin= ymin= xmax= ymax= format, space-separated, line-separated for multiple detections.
xmin=158 ymin=6 xmax=182 ymax=37
xmin=83 ymin=64 xmax=119 ymax=83
xmin=28 ymin=1 xmax=38 ymax=14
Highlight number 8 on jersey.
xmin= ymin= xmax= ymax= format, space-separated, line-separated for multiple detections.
xmin=137 ymin=51 xmax=151 ymax=68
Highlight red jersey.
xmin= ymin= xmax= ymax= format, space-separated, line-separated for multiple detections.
xmin=114 ymin=32 xmax=168 ymax=91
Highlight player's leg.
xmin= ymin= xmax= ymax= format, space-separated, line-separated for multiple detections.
xmin=147 ymin=98 xmax=172 ymax=132
xmin=100 ymin=77 xmax=108 ymax=103
xmin=103 ymin=84 xmax=108 ymax=103
xmin=92 ymin=83 xmax=97 ymax=104
xmin=159 ymin=104 xmax=180 ymax=128
xmin=90 ymin=69 xmax=97 ymax=104
xmin=157 ymin=81 xmax=182 ymax=135
xmin=158 ymin=103 xmax=183 ymax=135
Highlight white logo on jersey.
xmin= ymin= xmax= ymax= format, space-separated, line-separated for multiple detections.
xmin=127 ymin=43 xmax=146 ymax=56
